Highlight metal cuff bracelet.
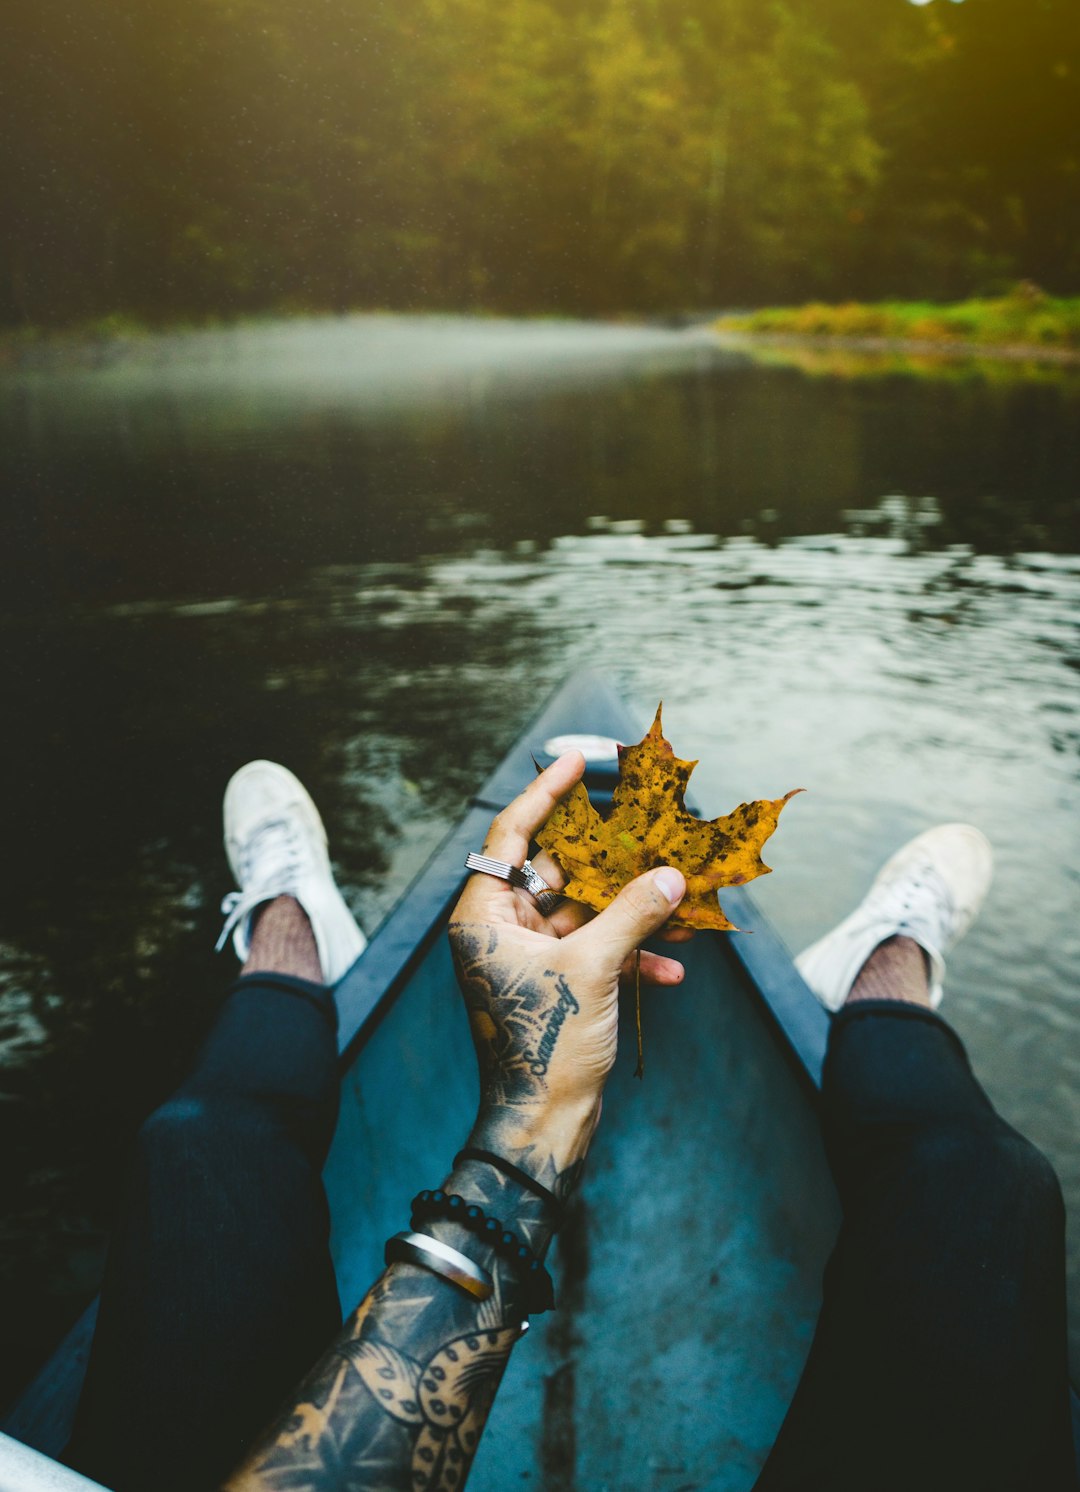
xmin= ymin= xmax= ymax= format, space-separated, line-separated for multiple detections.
xmin=411 ymin=1190 xmax=555 ymax=1314
xmin=384 ymin=1230 xmax=494 ymax=1301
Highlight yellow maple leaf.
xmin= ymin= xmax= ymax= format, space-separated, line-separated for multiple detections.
xmin=537 ymin=704 xmax=801 ymax=933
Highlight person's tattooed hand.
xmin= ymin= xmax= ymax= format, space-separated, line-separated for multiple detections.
xmin=451 ymin=752 xmax=687 ymax=1183
xmin=228 ymin=755 xmax=689 ymax=1492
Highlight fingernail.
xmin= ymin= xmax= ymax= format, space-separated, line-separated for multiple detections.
xmin=653 ymin=867 xmax=685 ymax=904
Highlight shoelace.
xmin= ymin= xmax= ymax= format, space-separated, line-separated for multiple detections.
xmin=215 ymin=817 xmax=307 ymax=953
xmin=873 ymin=858 xmax=956 ymax=944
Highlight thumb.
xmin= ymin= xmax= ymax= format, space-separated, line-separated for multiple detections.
xmin=569 ymin=867 xmax=686 ymax=976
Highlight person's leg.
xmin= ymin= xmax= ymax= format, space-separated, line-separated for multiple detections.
xmin=756 ymin=934 xmax=1076 ymax=1491
xmin=758 ymin=827 xmax=1075 ymax=1489
xmin=67 ymin=761 xmax=366 ymax=1488
xmin=67 ymin=895 xmax=343 ymax=1492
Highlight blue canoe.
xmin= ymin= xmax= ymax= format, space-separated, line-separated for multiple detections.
xmin=3 ymin=672 xmax=1077 ymax=1490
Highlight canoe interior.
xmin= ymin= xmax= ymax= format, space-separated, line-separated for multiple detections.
xmin=323 ymin=673 xmax=840 ymax=1490
xmin=326 ymin=914 xmax=839 ymax=1492
xmin=5 ymin=671 xmax=1077 ymax=1487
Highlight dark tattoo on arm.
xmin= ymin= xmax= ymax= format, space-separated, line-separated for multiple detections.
xmin=226 ymin=925 xmax=592 ymax=1491
xmin=226 ymin=1157 xmax=574 ymax=1491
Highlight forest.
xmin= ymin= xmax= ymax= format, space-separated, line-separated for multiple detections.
xmin=3 ymin=0 xmax=1079 ymax=328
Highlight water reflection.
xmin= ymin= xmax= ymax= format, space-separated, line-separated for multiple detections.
xmin=1 ymin=316 xmax=1079 ymax=1398
xmin=4 ymin=316 xmax=1079 ymax=618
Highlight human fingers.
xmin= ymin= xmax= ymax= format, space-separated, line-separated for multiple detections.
xmin=454 ymin=753 xmax=585 ymax=925
xmin=543 ymin=883 xmax=694 ymax=945
xmin=545 ymin=897 xmax=592 ymax=938
xmin=633 ymin=949 xmax=685 ymax=986
xmin=481 ymin=751 xmax=585 ymax=867
xmin=542 ymin=881 xmax=695 ymax=954
xmin=544 ymin=906 xmax=685 ymax=982
xmin=564 ymin=866 xmax=686 ymax=979
xmin=528 ymin=848 xmax=566 ymax=892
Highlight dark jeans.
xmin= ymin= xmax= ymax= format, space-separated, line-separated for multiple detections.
xmin=67 ymin=980 xmax=1076 ymax=1491
xmin=67 ymin=975 xmax=343 ymax=1492
xmin=755 ymin=1000 xmax=1077 ymax=1491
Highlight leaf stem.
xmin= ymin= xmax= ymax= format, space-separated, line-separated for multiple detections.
xmin=633 ymin=948 xmax=644 ymax=1080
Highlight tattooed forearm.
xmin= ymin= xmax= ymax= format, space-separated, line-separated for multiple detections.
xmin=227 ymin=922 xmax=601 ymax=1491
xmin=225 ymin=1157 xmax=569 ymax=1492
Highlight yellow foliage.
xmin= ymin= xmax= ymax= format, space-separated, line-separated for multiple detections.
xmin=538 ymin=705 xmax=800 ymax=932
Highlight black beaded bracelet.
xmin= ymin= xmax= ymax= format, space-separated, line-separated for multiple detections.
xmin=411 ymin=1190 xmax=555 ymax=1314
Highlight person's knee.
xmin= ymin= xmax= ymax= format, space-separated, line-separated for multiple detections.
xmin=911 ymin=1120 xmax=1064 ymax=1234
xmin=998 ymin=1129 xmax=1066 ymax=1238
xmin=135 ymin=1094 xmax=230 ymax=1168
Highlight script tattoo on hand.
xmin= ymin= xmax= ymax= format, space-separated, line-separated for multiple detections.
xmin=449 ymin=922 xmax=593 ymax=1198
xmin=226 ymin=1156 xmax=572 ymax=1492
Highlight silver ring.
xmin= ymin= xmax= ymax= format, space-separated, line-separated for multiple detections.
xmin=465 ymin=852 xmax=563 ymax=917
xmin=384 ymin=1231 xmax=493 ymax=1300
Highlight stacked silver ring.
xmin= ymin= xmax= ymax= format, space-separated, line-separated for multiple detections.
xmin=464 ymin=852 xmax=563 ymax=918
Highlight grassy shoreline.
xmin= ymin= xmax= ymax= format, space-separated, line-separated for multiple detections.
xmin=715 ymin=289 xmax=1080 ymax=362
xmin=6 ymin=293 xmax=1080 ymax=377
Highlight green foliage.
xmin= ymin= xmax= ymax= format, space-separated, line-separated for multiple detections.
xmin=718 ymin=292 xmax=1080 ymax=350
xmin=2 ymin=0 xmax=1078 ymax=327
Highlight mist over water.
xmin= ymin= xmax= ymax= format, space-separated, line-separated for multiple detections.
xmin=2 ymin=315 xmax=1079 ymax=1396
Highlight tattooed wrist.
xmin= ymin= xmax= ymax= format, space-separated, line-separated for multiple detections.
xmin=439 ymin=1154 xmax=569 ymax=1256
xmin=467 ymin=1102 xmax=596 ymax=1198
xmin=230 ymin=909 xmax=618 ymax=1489
xmin=227 ymin=1148 xmax=578 ymax=1492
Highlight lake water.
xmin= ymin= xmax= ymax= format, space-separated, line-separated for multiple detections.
xmin=2 ymin=314 xmax=1079 ymax=1404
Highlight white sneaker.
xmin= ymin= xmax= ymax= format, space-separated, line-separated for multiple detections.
xmin=215 ymin=760 xmax=367 ymax=984
xmin=795 ymin=824 xmax=993 ymax=1011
